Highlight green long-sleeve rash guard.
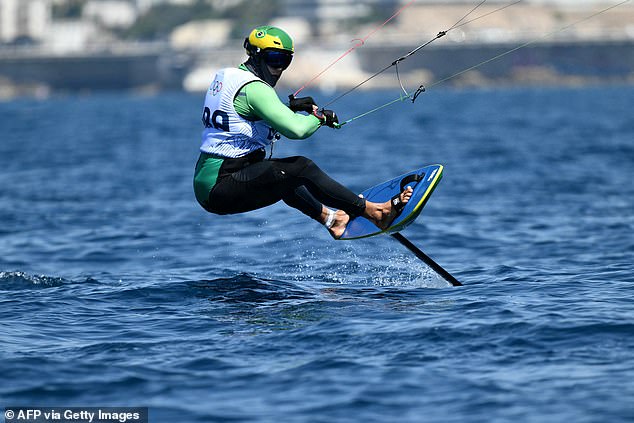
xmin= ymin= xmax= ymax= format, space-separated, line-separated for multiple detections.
xmin=193 ymin=69 xmax=323 ymax=208
xmin=233 ymin=70 xmax=322 ymax=139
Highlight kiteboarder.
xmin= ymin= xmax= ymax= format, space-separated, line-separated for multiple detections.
xmin=193 ymin=25 xmax=412 ymax=238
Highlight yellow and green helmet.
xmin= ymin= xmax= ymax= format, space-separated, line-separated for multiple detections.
xmin=243 ymin=26 xmax=294 ymax=85
xmin=244 ymin=26 xmax=294 ymax=55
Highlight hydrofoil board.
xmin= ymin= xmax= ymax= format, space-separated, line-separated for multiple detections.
xmin=339 ymin=164 xmax=443 ymax=240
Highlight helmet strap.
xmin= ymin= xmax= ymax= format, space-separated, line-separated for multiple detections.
xmin=243 ymin=37 xmax=258 ymax=56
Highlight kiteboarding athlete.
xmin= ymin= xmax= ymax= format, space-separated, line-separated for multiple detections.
xmin=193 ymin=25 xmax=412 ymax=239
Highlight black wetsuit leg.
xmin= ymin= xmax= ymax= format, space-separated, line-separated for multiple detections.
xmin=207 ymin=155 xmax=366 ymax=220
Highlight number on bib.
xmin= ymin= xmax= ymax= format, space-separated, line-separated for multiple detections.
xmin=202 ymin=107 xmax=230 ymax=131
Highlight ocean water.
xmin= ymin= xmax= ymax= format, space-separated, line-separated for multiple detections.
xmin=1 ymin=85 xmax=633 ymax=422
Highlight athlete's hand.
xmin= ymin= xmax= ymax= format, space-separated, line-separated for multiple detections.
xmin=288 ymin=95 xmax=317 ymax=113
xmin=318 ymin=109 xmax=338 ymax=128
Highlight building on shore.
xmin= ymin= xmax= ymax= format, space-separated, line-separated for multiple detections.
xmin=0 ymin=0 xmax=51 ymax=44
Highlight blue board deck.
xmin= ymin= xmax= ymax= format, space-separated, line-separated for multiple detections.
xmin=339 ymin=164 xmax=443 ymax=240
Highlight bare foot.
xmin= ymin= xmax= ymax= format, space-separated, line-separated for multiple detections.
xmin=321 ymin=207 xmax=350 ymax=239
xmin=364 ymin=186 xmax=413 ymax=229
xmin=327 ymin=210 xmax=350 ymax=239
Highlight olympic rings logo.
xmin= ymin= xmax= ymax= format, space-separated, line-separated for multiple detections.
xmin=211 ymin=81 xmax=223 ymax=96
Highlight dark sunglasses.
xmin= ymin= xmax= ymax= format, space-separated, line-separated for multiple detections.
xmin=262 ymin=50 xmax=293 ymax=70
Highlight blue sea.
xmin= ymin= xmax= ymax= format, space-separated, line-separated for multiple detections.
xmin=1 ymin=85 xmax=633 ymax=422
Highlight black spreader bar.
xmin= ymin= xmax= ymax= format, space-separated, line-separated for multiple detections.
xmin=391 ymin=232 xmax=462 ymax=287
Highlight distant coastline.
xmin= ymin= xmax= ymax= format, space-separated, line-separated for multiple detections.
xmin=1 ymin=37 xmax=634 ymax=99
xmin=3 ymin=0 xmax=634 ymax=99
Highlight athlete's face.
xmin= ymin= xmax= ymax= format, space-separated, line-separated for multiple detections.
xmin=261 ymin=49 xmax=292 ymax=79
xmin=266 ymin=65 xmax=284 ymax=78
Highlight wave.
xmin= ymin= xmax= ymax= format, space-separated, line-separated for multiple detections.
xmin=0 ymin=270 xmax=320 ymax=306
xmin=186 ymin=273 xmax=317 ymax=303
xmin=0 ymin=271 xmax=74 ymax=290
